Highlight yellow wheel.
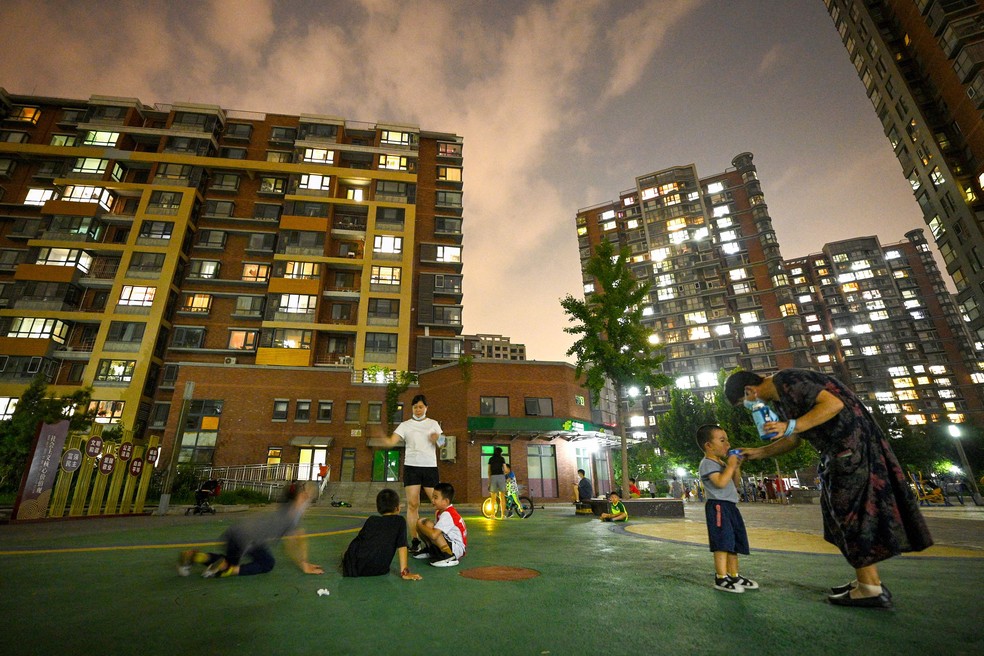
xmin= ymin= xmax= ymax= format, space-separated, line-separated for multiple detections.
xmin=482 ymin=496 xmax=495 ymax=519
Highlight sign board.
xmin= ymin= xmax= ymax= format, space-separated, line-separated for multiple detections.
xmin=61 ymin=448 xmax=83 ymax=473
xmin=146 ymin=446 xmax=159 ymax=465
xmin=129 ymin=458 xmax=144 ymax=477
xmin=13 ymin=420 xmax=71 ymax=521
xmin=99 ymin=453 xmax=116 ymax=475
xmin=118 ymin=442 xmax=133 ymax=461
xmin=85 ymin=436 xmax=103 ymax=458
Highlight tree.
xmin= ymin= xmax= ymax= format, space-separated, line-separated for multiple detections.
xmin=365 ymin=367 xmax=419 ymax=434
xmin=0 ymin=376 xmax=94 ymax=491
xmin=561 ymin=239 xmax=671 ymax=497
xmin=653 ymin=387 xmax=716 ymax=472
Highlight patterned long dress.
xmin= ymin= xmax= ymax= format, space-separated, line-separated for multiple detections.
xmin=772 ymin=369 xmax=933 ymax=568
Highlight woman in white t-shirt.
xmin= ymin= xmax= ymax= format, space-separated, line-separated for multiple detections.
xmin=374 ymin=394 xmax=442 ymax=553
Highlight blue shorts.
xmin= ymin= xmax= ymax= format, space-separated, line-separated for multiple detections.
xmin=705 ymin=500 xmax=749 ymax=555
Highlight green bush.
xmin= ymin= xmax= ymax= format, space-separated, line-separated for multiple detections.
xmin=214 ymin=488 xmax=272 ymax=505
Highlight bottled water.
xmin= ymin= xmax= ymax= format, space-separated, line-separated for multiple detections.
xmin=749 ymin=402 xmax=779 ymax=440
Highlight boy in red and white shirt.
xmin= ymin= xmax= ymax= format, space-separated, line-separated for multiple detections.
xmin=414 ymin=482 xmax=467 ymax=567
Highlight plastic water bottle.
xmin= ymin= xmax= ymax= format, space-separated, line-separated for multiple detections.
xmin=749 ymin=402 xmax=779 ymax=440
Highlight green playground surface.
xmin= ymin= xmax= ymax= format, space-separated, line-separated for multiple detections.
xmin=1 ymin=503 xmax=982 ymax=656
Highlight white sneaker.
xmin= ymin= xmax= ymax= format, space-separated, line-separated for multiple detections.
xmin=429 ymin=555 xmax=459 ymax=568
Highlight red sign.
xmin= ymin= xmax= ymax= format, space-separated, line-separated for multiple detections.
xmin=129 ymin=458 xmax=144 ymax=477
xmin=61 ymin=448 xmax=83 ymax=473
xmin=118 ymin=442 xmax=133 ymax=461
xmin=99 ymin=453 xmax=116 ymax=475
xmin=85 ymin=436 xmax=104 ymax=458
xmin=146 ymin=446 xmax=159 ymax=465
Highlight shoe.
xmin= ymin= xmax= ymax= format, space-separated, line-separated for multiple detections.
xmin=830 ymin=582 xmax=892 ymax=598
xmin=430 ymin=555 xmax=459 ymax=568
xmin=827 ymin=590 xmax=894 ymax=609
xmin=714 ymin=576 xmax=744 ymax=593
xmin=730 ymin=575 xmax=758 ymax=590
xmin=413 ymin=551 xmax=432 ymax=560
xmin=202 ymin=559 xmax=229 ymax=578
xmin=408 ymin=538 xmax=422 ymax=554
xmin=177 ymin=550 xmax=193 ymax=577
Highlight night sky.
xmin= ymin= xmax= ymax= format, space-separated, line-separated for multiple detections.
xmin=0 ymin=0 xmax=928 ymax=361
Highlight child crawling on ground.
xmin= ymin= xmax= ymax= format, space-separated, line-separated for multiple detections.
xmin=342 ymin=488 xmax=422 ymax=580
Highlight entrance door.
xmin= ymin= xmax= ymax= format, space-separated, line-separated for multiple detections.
xmin=526 ymin=444 xmax=557 ymax=498
xmin=299 ymin=447 xmax=329 ymax=481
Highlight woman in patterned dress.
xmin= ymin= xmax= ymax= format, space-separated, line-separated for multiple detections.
xmin=725 ymin=369 xmax=933 ymax=609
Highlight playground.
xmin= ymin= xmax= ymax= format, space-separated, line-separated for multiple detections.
xmin=1 ymin=501 xmax=982 ymax=655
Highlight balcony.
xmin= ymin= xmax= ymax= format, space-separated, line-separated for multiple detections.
xmin=314 ymin=352 xmax=353 ymax=367
xmin=322 ymin=286 xmax=360 ymax=299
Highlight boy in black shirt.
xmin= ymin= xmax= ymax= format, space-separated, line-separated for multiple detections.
xmin=342 ymin=489 xmax=422 ymax=580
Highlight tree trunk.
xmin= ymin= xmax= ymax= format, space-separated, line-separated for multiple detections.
xmin=616 ymin=383 xmax=630 ymax=498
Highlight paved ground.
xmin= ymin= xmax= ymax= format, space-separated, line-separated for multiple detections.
xmin=1 ymin=501 xmax=982 ymax=655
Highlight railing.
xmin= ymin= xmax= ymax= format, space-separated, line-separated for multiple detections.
xmin=191 ymin=463 xmax=315 ymax=499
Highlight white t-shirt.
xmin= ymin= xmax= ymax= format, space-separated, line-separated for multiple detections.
xmin=394 ymin=417 xmax=443 ymax=467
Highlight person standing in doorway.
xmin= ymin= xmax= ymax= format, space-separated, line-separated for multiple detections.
xmin=372 ymin=394 xmax=443 ymax=555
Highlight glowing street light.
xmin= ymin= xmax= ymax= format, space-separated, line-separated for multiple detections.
xmin=947 ymin=425 xmax=982 ymax=506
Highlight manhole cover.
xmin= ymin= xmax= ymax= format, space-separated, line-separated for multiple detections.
xmin=459 ymin=566 xmax=540 ymax=581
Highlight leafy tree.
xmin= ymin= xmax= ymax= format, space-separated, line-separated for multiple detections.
xmin=653 ymin=387 xmax=716 ymax=472
xmin=365 ymin=367 xmax=419 ymax=433
xmin=561 ymin=239 xmax=671 ymax=497
xmin=0 ymin=376 xmax=94 ymax=491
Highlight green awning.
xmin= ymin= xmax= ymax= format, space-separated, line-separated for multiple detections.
xmin=466 ymin=416 xmax=619 ymax=445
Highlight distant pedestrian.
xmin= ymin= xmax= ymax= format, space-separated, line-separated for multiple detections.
xmin=487 ymin=446 xmax=507 ymax=519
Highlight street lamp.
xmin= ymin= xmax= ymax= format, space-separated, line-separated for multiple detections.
xmin=947 ymin=425 xmax=982 ymax=506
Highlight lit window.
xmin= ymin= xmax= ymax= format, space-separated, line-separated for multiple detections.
xmin=436 ymin=246 xmax=461 ymax=263
xmin=743 ymin=326 xmax=762 ymax=338
xmin=689 ymin=326 xmax=710 ymax=340
xmin=119 ymin=286 xmax=156 ymax=307
xmin=374 ymin=235 xmax=403 ymax=254
xmin=299 ymin=174 xmax=331 ymax=191
xmin=685 ymin=311 xmax=707 ymax=324
xmin=729 ymin=268 xmax=748 ymax=281
xmin=379 ymin=155 xmax=409 ymax=171
xmin=302 ymin=148 xmax=334 ymax=164
xmin=722 ymin=242 xmax=740 ymax=255
xmin=83 ymin=131 xmax=119 ymax=146
xmin=24 ymin=188 xmax=57 ymax=205
xmin=739 ymin=311 xmax=758 ymax=324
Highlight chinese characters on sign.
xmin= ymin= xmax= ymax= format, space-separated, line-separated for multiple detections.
xmin=85 ymin=436 xmax=103 ymax=458
xmin=99 ymin=453 xmax=116 ymax=475
xmin=129 ymin=458 xmax=144 ymax=477
xmin=13 ymin=420 xmax=71 ymax=521
xmin=61 ymin=448 xmax=83 ymax=473
xmin=119 ymin=442 xmax=133 ymax=461
xmin=146 ymin=446 xmax=159 ymax=465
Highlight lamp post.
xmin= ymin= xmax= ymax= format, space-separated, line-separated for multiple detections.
xmin=947 ymin=425 xmax=982 ymax=506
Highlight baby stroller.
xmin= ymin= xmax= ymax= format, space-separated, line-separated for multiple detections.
xmin=186 ymin=478 xmax=221 ymax=515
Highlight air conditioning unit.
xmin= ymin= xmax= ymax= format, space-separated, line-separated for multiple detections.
xmin=439 ymin=435 xmax=457 ymax=461
xmin=223 ymin=356 xmax=237 ymax=365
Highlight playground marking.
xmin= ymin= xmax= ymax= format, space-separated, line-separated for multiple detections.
xmin=0 ymin=527 xmax=360 ymax=557
xmin=624 ymin=520 xmax=984 ymax=558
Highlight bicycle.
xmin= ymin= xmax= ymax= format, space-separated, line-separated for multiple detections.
xmin=330 ymin=494 xmax=352 ymax=508
xmin=482 ymin=483 xmax=534 ymax=519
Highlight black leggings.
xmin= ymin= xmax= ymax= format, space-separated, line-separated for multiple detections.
xmin=207 ymin=543 xmax=276 ymax=576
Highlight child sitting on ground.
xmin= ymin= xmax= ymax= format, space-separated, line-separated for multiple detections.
xmin=600 ymin=490 xmax=628 ymax=522
xmin=697 ymin=424 xmax=759 ymax=593
xmin=177 ymin=481 xmax=323 ymax=578
xmin=414 ymin=482 xmax=467 ymax=568
xmin=342 ymin=488 xmax=422 ymax=580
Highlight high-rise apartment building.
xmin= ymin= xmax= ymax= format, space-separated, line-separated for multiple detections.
xmin=0 ymin=89 xmax=464 ymax=469
xmin=575 ymin=153 xmax=813 ymax=440
xmin=462 ymin=333 xmax=527 ymax=360
xmin=786 ymin=229 xmax=984 ymax=425
xmin=822 ymin=0 xmax=984 ymax=345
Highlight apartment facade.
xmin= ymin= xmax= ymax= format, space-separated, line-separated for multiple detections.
xmin=822 ymin=0 xmax=984 ymax=346
xmin=786 ymin=229 xmax=984 ymax=426
xmin=462 ymin=333 xmax=527 ymax=360
xmin=575 ymin=153 xmax=814 ymax=441
xmin=0 ymin=90 xmax=465 ymax=467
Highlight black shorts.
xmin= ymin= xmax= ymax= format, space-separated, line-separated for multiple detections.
xmin=705 ymin=500 xmax=749 ymax=555
xmin=403 ymin=465 xmax=439 ymax=488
